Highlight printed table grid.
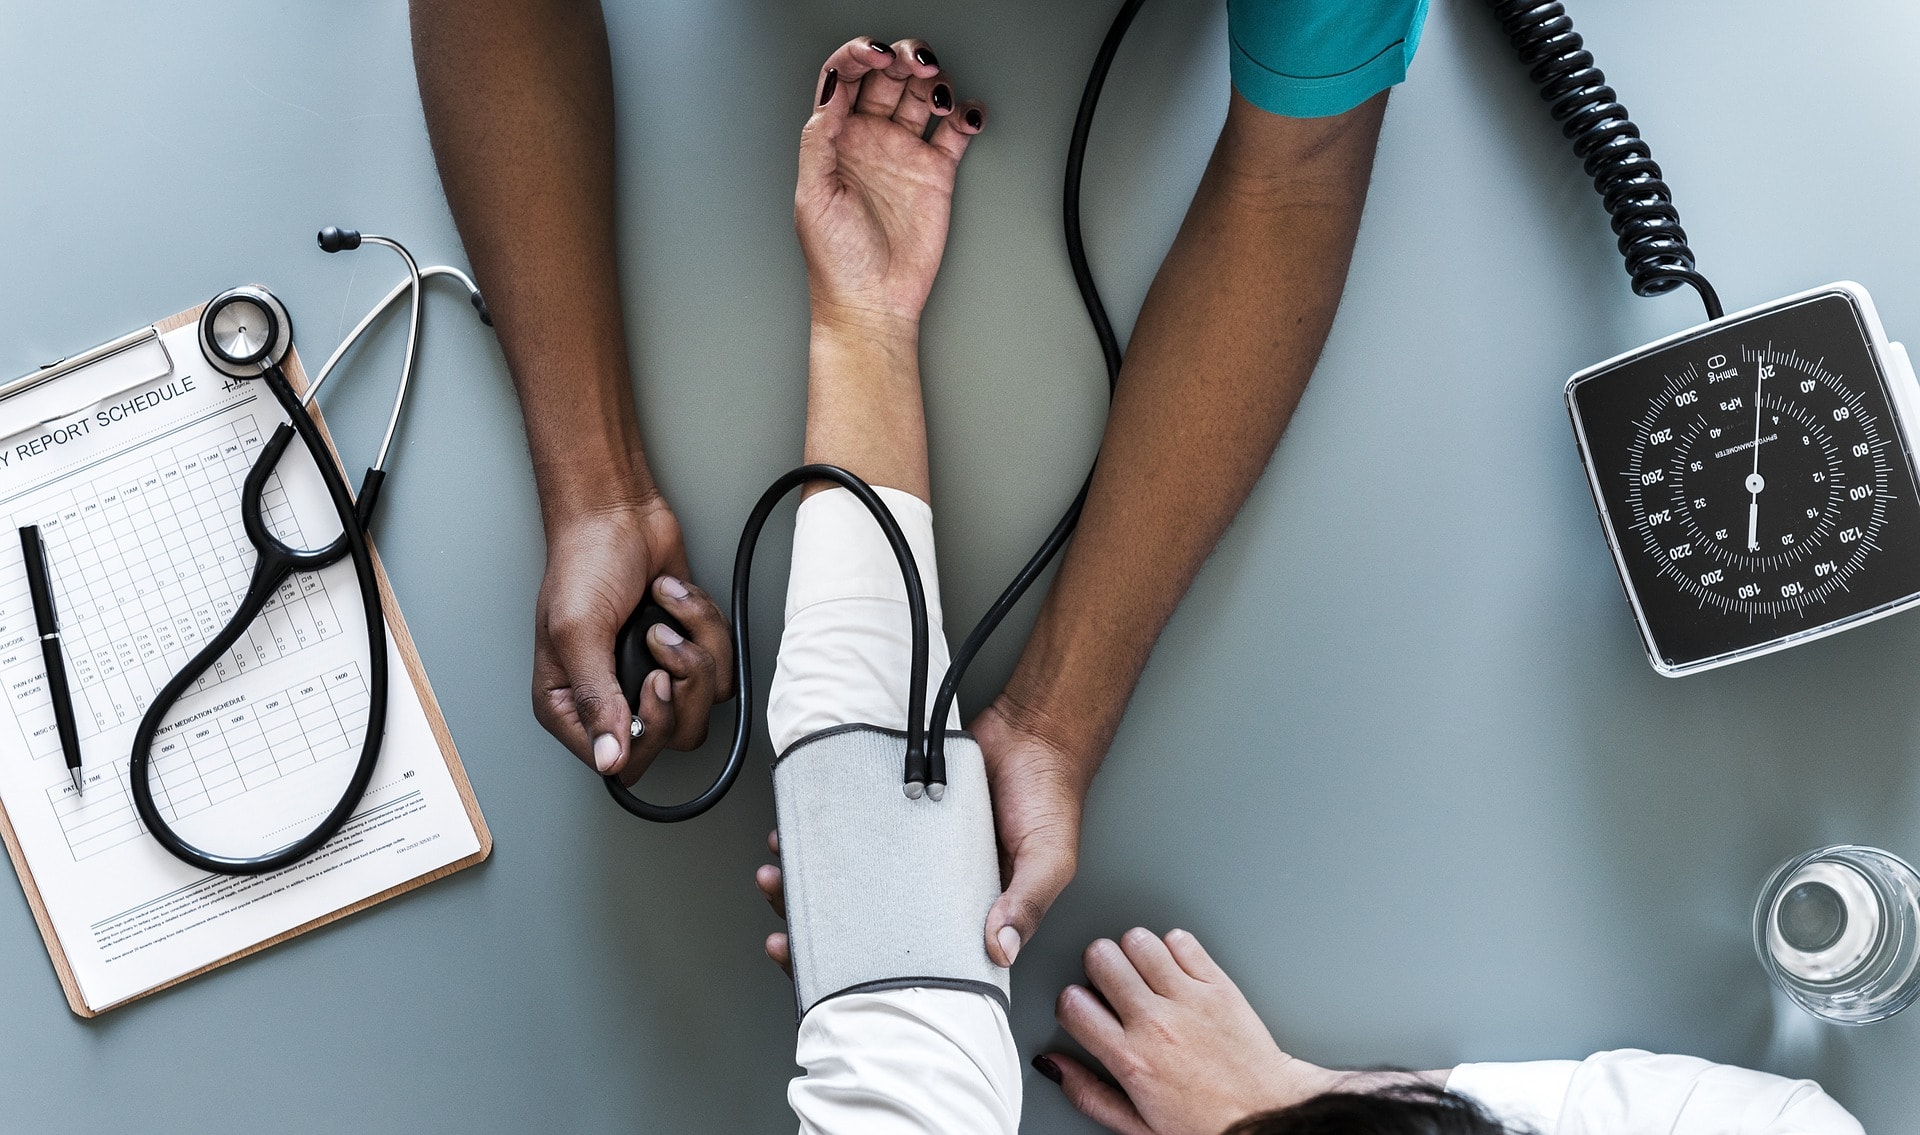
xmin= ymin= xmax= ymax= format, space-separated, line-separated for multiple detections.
xmin=44 ymin=662 xmax=370 ymax=861
xmin=0 ymin=417 xmax=348 ymax=762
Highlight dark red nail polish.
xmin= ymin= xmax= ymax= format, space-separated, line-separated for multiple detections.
xmin=915 ymin=47 xmax=939 ymax=68
xmin=1032 ymin=1055 xmax=1063 ymax=1084
xmin=818 ymin=69 xmax=837 ymax=106
xmin=932 ymin=85 xmax=952 ymax=112
xmin=965 ymin=108 xmax=983 ymax=130
xmin=869 ymin=39 xmax=893 ymax=55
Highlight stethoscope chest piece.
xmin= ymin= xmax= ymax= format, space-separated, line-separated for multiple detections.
xmin=202 ymin=285 xmax=293 ymax=378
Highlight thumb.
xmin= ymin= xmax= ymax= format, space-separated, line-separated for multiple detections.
xmin=552 ymin=623 xmax=635 ymax=776
xmin=984 ymin=824 xmax=1077 ymax=967
xmin=797 ymin=95 xmax=848 ymax=199
xmin=1038 ymin=1053 xmax=1153 ymax=1135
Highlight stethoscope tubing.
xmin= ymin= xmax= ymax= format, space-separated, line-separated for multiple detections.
xmin=304 ymin=266 xmax=486 ymax=409
xmin=125 ymin=233 xmax=488 ymax=874
xmin=128 ymin=363 xmax=390 ymax=874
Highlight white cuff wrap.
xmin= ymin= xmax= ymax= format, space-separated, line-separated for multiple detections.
xmin=774 ymin=724 xmax=1009 ymax=1020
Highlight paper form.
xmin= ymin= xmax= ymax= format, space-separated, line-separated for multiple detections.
xmin=0 ymin=321 xmax=483 ymax=1012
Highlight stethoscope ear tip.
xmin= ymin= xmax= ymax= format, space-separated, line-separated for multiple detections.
xmin=471 ymin=292 xmax=493 ymax=327
xmin=317 ymin=226 xmax=362 ymax=253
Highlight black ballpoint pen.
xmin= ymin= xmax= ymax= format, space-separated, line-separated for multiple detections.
xmin=18 ymin=526 xmax=83 ymax=793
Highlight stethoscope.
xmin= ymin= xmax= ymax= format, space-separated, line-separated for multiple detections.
xmin=601 ymin=0 xmax=1150 ymax=822
xmin=128 ymin=227 xmax=490 ymax=875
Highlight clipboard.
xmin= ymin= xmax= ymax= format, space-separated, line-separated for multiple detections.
xmin=0 ymin=305 xmax=491 ymax=1016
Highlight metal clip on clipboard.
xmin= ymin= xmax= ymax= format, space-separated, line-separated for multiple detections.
xmin=0 ymin=327 xmax=176 ymax=441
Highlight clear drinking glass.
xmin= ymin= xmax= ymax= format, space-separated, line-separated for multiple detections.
xmin=1753 ymin=844 xmax=1920 ymax=1024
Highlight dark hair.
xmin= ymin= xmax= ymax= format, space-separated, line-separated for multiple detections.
xmin=1223 ymin=1084 xmax=1523 ymax=1135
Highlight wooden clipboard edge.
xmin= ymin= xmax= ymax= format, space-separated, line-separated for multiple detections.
xmin=0 ymin=307 xmax=491 ymax=1018
xmin=0 ymin=776 xmax=85 ymax=1013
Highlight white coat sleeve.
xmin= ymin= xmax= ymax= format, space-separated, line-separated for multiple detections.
xmin=1447 ymin=1049 xmax=1863 ymax=1135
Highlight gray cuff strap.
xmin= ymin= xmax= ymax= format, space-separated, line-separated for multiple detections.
xmin=773 ymin=724 xmax=1009 ymax=1021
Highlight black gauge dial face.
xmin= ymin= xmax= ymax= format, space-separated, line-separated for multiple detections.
xmin=1571 ymin=291 xmax=1920 ymax=672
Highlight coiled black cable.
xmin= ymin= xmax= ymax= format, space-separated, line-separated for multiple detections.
xmin=1486 ymin=0 xmax=1723 ymax=321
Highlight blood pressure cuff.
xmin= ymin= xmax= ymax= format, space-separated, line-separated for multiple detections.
xmin=1228 ymin=0 xmax=1430 ymax=118
xmin=773 ymin=724 xmax=1009 ymax=1021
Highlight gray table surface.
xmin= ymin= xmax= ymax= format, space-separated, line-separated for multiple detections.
xmin=3 ymin=1 xmax=1917 ymax=1130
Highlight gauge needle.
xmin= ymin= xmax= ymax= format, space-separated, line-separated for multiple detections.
xmin=1747 ymin=358 xmax=1767 ymax=551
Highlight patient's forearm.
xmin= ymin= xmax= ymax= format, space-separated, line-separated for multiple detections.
xmin=805 ymin=315 xmax=930 ymax=503
xmin=998 ymin=91 xmax=1388 ymax=774
xmin=410 ymin=0 xmax=652 ymax=530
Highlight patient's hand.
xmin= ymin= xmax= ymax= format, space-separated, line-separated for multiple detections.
xmin=1038 ymin=929 xmax=1412 ymax=1135
xmin=754 ymin=829 xmax=794 ymax=977
xmin=796 ymin=36 xmax=984 ymax=334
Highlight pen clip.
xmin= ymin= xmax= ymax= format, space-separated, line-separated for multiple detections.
xmin=17 ymin=524 xmax=57 ymax=634
xmin=37 ymin=531 xmax=55 ymax=629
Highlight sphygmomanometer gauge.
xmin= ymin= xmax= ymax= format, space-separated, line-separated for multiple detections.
xmin=1569 ymin=284 xmax=1920 ymax=675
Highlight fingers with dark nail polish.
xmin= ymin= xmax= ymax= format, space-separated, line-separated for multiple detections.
xmin=915 ymin=47 xmax=939 ymax=68
xmin=965 ymin=107 xmax=983 ymax=130
xmin=1032 ymin=1055 xmax=1063 ymax=1084
xmin=932 ymin=84 xmax=953 ymax=112
xmin=818 ymin=68 xmax=838 ymax=106
xmin=869 ymin=39 xmax=893 ymax=55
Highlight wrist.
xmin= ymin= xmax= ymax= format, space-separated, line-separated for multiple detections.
xmin=807 ymin=309 xmax=923 ymax=403
xmin=994 ymin=615 xmax=1125 ymax=780
xmin=984 ymin=683 xmax=1105 ymax=798
xmin=532 ymin=431 xmax=662 ymax=536
xmin=1322 ymin=1068 xmax=1452 ymax=1097
xmin=508 ymin=352 xmax=662 ymax=533
xmin=809 ymin=300 xmax=921 ymax=355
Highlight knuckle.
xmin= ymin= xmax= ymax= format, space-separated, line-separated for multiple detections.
xmin=670 ymin=643 xmax=711 ymax=682
xmin=1015 ymin=892 xmax=1054 ymax=929
xmin=1110 ymin=1048 xmax=1151 ymax=1084
xmin=571 ymin=683 xmax=604 ymax=713
xmin=1063 ymin=1079 xmax=1099 ymax=1112
xmin=1137 ymin=1015 xmax=1179 ymax=1050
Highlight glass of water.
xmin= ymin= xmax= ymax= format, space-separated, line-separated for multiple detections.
xmin=1753 ymin=844 xmax=1920 ymax=1024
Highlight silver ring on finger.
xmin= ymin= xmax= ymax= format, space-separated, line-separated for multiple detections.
xmin=629 ymin=714 xmax=646 ymax=741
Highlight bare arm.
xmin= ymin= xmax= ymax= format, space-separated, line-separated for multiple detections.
xmin=410 ymin=0 xmax=731 ymax=782
xmin=976 ymin=92 xmax=1389 ymax=963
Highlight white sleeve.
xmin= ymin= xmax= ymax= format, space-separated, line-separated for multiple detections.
xmin=1447 ymin=1050 xmax=1864 ymax=1135
xmin=770 ymin=487 xmax=1016 ymax=1134
xmin=1445 ymin=1059 xmax=1579 ymax=1133
xmin=767 ymin=486 xmax=961 ymax=754
xmin=791 ymin=989 xmax=1022 ymax=1135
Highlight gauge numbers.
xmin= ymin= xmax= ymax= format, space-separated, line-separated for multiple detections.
xmin=1625 ymin=345 xmax=1890 ymax=616
xmin=1569 ymin=287 xmax=1920 ymax=675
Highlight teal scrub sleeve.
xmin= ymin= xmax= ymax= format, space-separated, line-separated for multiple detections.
xmin=1227 ymin=0 xmax=1431 ymax=118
